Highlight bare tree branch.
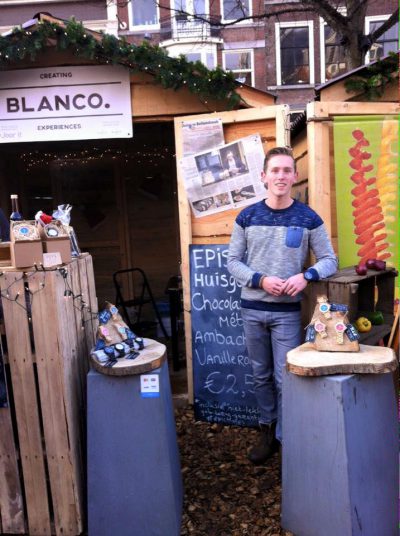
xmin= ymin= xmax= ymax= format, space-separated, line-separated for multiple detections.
xmin=300 ymin=0 xmax=347 ymax=30
xmin=369 ymin=9 xmax=399 ymax=43
xmin=346 ymin=0 xmax=368 ymax=20
xmin=122 ymin=0 xmax=399 ymax=70
xmin=155 ymin=2 xmax=322 ymax=28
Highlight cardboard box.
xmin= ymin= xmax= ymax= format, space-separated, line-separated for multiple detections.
xmin=43 ymin=237 xmax=71 ymax=264
xmin=10 ymin=221 xmax=43 ymax=268
xmin=0 ymin=241 xmax=11 ymax=267
xmin=38 ymin=222 xmax=72 ymax=265
xmin=11 ymin=240 xmax=43 ymax=268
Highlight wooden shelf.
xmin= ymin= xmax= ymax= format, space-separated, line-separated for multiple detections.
xmin=323 ymin=266 xmax=397 ymax=284
xmin=358 ymin=324 xmax=392 ymax=346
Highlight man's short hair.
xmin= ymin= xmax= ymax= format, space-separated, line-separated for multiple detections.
xmin=264 ymin=146 xmax=296 ymax=172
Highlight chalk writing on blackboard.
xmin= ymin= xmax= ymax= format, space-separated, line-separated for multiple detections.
xmin=190 ymin=244 xmax=259 ymax=426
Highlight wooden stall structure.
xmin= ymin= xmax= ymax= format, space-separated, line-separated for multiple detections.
xmin=0 ymin=13 xmax=284 ymax=528
xmin=306 ymin=100 xmax=399 ymax=252
xmin=174 ymin=106 xmax=289 ymax=401
xmin=291 ymin=58 xmax=399 ymax=331
xmin=0 ymin=13 xmax=276 ymax=307
xmin=292 ymin=54 xmax=399 ymax=255
xmin=0 ymin=255 xmax=97 ymax=535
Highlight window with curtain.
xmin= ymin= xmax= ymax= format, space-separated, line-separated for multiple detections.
xmin=280 ymin=26 xmax=310 ymax=84
xmin=223 ymin=50 xmax=253 ymax=85
xmin=222 ymin=0 xmax=250 ymax=21
xmin=131 ymin=0 xmax=158 ymax=27
xmin=174 ymin=0 xmax=206 ymax=16
xmin=368 ymin=19 xmax=399 ymax=62
xmin=167 ymin=46 xmax=216 ymax=69
xmin=324 ymin=25 xmax=347 ymax=80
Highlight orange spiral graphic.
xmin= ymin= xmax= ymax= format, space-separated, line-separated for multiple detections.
xmin=349 ymin=130 xmax=388 ymax=264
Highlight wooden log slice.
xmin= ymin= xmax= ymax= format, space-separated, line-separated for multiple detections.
xmin=90 ymin=338 xmax=167 ymax=376
xmin=287 ymin=343 xmax=398 ymax=376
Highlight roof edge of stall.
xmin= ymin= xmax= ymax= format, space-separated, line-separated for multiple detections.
xmin=0 ymin=12 xmax=276 ymax=111
xmin=315 ymin=50 xmax=399 ymax=103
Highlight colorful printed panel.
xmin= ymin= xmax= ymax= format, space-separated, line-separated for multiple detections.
xmin=333 ymin=116 xmax=399 ymax=296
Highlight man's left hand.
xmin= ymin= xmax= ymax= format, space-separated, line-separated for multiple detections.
xmin=281 ymin=273 xmax=308 ymax=296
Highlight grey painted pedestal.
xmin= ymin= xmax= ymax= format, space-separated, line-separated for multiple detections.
xmin=87 ymin=360 xmax=183 ymax=536
xmin=282 ymin=369 xmax=397 ymax=536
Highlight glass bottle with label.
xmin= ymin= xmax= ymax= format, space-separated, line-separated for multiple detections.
xmin=10 ymin=194 xmax=23 ymax=221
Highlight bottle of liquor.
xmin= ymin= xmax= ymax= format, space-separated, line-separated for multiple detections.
xmin=10 ymin=194 xmax=23 ymax=221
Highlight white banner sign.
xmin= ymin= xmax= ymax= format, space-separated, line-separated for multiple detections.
xmin=0 ymin=65 xmax=133 ymax=143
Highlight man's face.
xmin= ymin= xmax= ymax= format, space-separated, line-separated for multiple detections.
xmin=261 ymin=154 xmax=297 ymax=198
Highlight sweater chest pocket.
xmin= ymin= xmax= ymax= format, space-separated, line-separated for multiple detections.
xmin=285 ymin=226 xmax=304 ymax=248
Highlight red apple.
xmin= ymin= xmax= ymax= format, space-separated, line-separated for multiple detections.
xmin=373 ymin=259 xmax=386 ymax=271
xmin=355 ymin=263 xmax=367 ymax=275
xmin=365 ymin=258 xmax=386 ymax=271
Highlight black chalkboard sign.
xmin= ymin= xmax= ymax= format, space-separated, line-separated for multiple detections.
xmin=189 ymin=244 xmax=259 ymax=426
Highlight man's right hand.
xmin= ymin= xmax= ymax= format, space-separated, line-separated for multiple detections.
xmin=261 ymin=276 xmax=286 ymax=296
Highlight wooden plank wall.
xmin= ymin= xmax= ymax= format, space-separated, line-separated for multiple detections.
xmin=175 ymin=106 xmax=289 ymax=401
xmin=0 ymin=272 xmax=51 ymax=535
xmin=0 ymin=255 xmax=98 ymax=535
xmin=292 ymin=130 xmax=308 ymax=202
xmin=0 ymin=363 xmax=25 ymax=534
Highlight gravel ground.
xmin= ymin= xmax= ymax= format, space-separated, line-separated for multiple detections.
xmin=176 ymin=407 xmax=292 ymax=536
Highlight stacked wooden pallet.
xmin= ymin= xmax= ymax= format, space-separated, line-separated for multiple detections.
xmin=0 ymin=254 xmax=97 ymax=535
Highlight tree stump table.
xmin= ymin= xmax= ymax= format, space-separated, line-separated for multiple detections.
xmin=87 ymin=339 xmax=183 ymax=536
xmin=281 ymin=343 xmax=397 ymax=536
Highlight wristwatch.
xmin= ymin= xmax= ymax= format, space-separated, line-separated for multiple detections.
xmin=114 ymin=343 xmax=125 ymax=358
xmin=303 ymin=270 xmax=314 ymax=281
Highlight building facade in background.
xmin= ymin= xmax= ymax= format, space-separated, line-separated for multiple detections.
xmin=264 ymin=0 xmax=399 ymax=106
xmin=0 ymin=0 xmax=398 ymax=107
xmin=117 ymin=0 xmax=267 ymax=91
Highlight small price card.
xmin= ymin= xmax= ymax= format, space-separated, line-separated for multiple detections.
xmin=140 ymin=374 xmax=160 ymax=398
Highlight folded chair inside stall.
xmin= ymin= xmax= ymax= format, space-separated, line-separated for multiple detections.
xmin=112 ymin=267 xmax=169 ymax=339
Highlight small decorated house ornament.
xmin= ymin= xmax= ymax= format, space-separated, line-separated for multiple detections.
xmin=307 ymin=295 xmax=360 ymax=352
xmin=92 ymin=302 xmax=145 ymax=367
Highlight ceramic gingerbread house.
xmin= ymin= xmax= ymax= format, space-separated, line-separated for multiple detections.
xmin=306 ymin=295 xmax=360 ymax=352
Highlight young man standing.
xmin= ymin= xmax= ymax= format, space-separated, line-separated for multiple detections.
xmin=228 ymin=147 xmax=337 ymax=464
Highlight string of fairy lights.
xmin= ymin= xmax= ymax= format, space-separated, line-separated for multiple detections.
xmin=0 ymin=265 xmax=98 ymax=329
xmin=21 ymin=146 xmax=174 ymax=171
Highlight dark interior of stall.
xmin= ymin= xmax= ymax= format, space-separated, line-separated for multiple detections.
xmin=0 ymin=122 xmax=187 ymax=393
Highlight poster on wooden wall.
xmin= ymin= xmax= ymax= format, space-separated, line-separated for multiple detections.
xmin=180 ymin=134 xmax=265 ymax=217
xmin=333 ymin=115 xmax=399 ymax=298
xmin=181 ymin=117 xmax=225 ymax=156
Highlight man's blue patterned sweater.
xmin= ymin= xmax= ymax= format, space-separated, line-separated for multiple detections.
xmin=227 ymin=199 xmax=338 ymax=312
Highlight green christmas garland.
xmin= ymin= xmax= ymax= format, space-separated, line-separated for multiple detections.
xmin=0 ymin=17 xmax=243 ymax=109
xmin=344 ymin=51 xmax=399 ymax=100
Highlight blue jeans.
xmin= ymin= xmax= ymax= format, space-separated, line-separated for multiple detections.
xmin=241 ymin=308 xmax=302 ymax=442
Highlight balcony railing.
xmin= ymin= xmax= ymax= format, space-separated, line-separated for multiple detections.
xmin=159 ymin=14 xmax=221 ymax=42
xmin=159 ymin=14 xmax=218 ymax=41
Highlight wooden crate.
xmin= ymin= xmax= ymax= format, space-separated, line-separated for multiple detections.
xmin=0 ymin=254 xmax=98 ymax=535
xmin=307 ymin=266 xmax=397 ymax=346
